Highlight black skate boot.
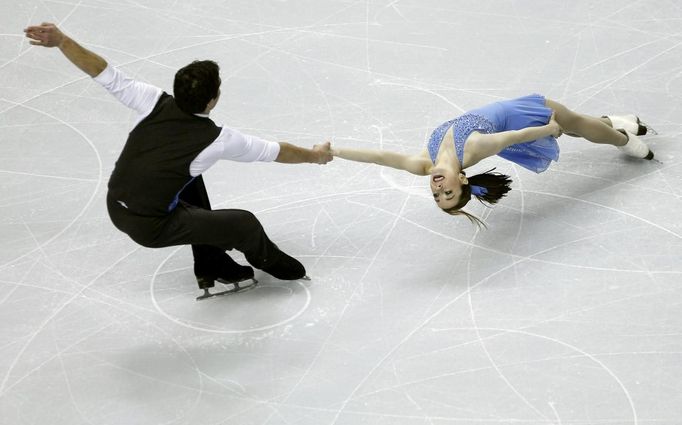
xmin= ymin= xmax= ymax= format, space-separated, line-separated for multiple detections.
xmin=262 ymin=251 xmax=309 ymax=281
xmin=195 ymin=255 xmax=258 ymax=301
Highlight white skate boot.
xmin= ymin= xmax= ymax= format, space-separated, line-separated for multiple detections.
xmin=605 ymin=114 xmax=657 ymax=136
xmin=617 ymin=129 xmax=654 ymax=160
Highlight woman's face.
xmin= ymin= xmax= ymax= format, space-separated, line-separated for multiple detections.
xmin=429 ymin=168 xmax=468 ymax=210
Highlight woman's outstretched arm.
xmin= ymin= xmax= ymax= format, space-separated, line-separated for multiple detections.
xmin=332 ymin=147 xmax=431 ymax=176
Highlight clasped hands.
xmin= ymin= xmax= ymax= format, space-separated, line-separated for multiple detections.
xmin=312 ymin=141 xmax=333 ymax=165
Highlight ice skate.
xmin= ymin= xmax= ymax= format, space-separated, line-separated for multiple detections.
xmin=195 ymin=259 xmax=258 ymax=300
xmin=605 ymin=114 xmax=658 ymax=136
xmin=262 ymin=251 xmax=307 ymax=280
xmin=617 ymin=129 xmax=654 ymax=160
xmin=195 ymin=275 xmax=259 ymax=300
xmin=638 ymin=118 xmax=658 ymax=135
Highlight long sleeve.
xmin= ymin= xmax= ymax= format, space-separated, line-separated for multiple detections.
xmin=93 ymin=65 xmax=163 ymax=123
xmin=189 ymin=127 xmax=281 ymax=176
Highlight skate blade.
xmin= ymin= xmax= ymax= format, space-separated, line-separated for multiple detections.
xmin=196 ymin=278 xmax=259 ymax=301
xmin=637 ymin=118 xmax=658 ymax=135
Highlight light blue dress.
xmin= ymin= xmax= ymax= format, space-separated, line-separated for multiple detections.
xmin=427 ymin=94 xmax=559 ymax=173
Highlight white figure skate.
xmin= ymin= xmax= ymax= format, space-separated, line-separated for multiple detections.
xmin=606 ymin=114 xmax=658 ymax=136
xmin=616 ymin=129 xmax=654 ymax=160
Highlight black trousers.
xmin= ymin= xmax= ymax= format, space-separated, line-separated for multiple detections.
xmin=106 ymin=176 xmax=280 ymax=280
xmin=177 ymin=176 xmax=242 ymax=273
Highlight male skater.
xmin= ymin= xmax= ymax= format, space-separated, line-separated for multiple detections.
xmin=25 ymin=22 xmax=332 ymax=298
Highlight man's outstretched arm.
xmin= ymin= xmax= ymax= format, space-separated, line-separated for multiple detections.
xmin=275 ymin=141 xmax=333 ymax=165
xmin=25 ymin=22 xmax=163 ymax=118
xmin=24 ymin=22 xmax=107 ymax=77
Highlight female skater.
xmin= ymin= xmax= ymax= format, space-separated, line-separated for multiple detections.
xmin=332 ymin=94 xmax=654 ymax=226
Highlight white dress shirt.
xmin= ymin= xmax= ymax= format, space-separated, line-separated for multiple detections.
xmin=93 ymin=65 xmax=280 ymax=177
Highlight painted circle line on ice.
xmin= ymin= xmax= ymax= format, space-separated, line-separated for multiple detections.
xmin=150 ymin=247 xmax=312 ymax=334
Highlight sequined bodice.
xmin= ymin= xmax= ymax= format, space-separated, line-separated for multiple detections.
xmin=427 ymin=114 xmax=496 ymax=164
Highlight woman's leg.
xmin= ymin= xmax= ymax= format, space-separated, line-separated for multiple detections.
xmin=544 ymin=98 xmax=627 ymax=146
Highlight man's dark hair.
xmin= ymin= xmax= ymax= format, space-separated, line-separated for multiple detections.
xmin=173 ymin=60 xmax=221 ymax=114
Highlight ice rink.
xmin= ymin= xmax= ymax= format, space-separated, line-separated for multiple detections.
xmin=2 ymin=1 xmax=682 ymax=424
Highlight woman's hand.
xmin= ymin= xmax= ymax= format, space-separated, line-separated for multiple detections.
xmin=24 ymin=23 xmax=65 ymax=48
xmin=547 ymin=111 xmax=563 ymax=138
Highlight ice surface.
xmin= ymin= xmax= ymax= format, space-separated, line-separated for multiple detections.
xmin=1 ymin=1 xmax=681 ymax=424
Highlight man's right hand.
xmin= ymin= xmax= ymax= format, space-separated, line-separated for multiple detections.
xmin=23 ymin=22 xmax=107 ymax=77
xmin=24 ymin=23 xmax=65 ymax=48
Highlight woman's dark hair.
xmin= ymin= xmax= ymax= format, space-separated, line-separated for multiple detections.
xmin=173 ymin=60 xmax=221 ymax=114
xmin=443 ymin=168 xmax=513 ymax=228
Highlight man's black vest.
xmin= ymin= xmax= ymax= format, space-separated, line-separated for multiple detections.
xmin=107 ymin=93 xmax=221 ymax=216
